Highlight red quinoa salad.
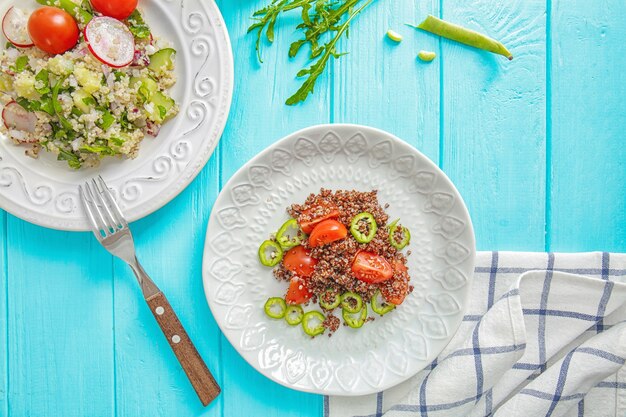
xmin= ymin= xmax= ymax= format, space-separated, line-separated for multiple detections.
xmin=258 ymin=189 xmax=413 ymax=337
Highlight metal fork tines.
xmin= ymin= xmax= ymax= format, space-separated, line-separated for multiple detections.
xmin=79 ymin=176 xmax=158 ymax=297
xmin=79 ymin=176 xmax=221 ymax=406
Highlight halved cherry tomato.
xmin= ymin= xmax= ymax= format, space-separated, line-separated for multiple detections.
xmin=90 ymin=0 xmax=138 ymax=20
xmin=392 ymin=259 xmax=408 ymax=274
xmin=283 ymin=245 xmax=318 ymax=277
xmin=298 ymin=202 xmax=340 ymax=234
xmin=285 ymin=277 xmax=312 ymax=305
xmin=308 ymin=219 xmax=348 ymax=247
xmin=381 ymin=278 xmax=409 ymax=305
xmin=28 ymin=7 xmax=79 ymax=55
xmin=351 ymin=251 xmax=394 ymax=283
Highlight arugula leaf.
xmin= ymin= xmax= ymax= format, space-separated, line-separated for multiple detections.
xmin=127 ymin=10 xmax=151 ymax=39
xmin=110 ymin=137 xmax=125 ymax=146
xmin=248 ymin=0 xmax=372 ymax=105
xmin=286 ymin=0 xmax=371 ymax=105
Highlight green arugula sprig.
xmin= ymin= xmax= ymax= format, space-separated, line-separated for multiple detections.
xmin=248 ymin=0 xmax=373 ymax=106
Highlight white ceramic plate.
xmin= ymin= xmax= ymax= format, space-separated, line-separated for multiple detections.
xmin=0 ymin=0 xmax=233 ymax=230
xmin=203 ymin=124 xmax=476 ymax=396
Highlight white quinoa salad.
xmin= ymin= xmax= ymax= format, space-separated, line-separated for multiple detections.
xmin=0 ymin=0 xmax=178 ymax=169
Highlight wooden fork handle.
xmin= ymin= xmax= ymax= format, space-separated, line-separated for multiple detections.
xmin=146 ymin=292 xmax=221 ymax=406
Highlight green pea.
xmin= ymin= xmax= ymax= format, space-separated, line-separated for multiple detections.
xmin=412 ymin=15 xmax=512 ymax=60
xmin=418 ymin=50 xmax=437 ymax=62
xmin=386 ymin=29 xmax=403 ymax=43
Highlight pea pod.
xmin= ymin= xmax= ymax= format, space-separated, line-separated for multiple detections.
xmin=342 ymin=304 xmax=368 ymax=328
xmin=340 ymin=292 xmax=363 ymax=314
xmin=264 ymin=297 xmax=287 ymax=319
xmin=258 ymin=240 xmax=283 ymax=267
xmin=388 ymin=219 xmax=411 ymax=250
xmin=285 ymin=305 xmax=304 ymax=325
xmin=276 ymin=219 xmax=306 ymax=250
xmin=302 ymin=311 xmax=326 ymax=337
xmin=412 ymin=15 xmax=512 ymax=60
xmin=371 ymin=290 xmax=396 ymax=315
xmin=349 ymin=212 xmax=378 ymax=243
xmin=319 ymin=289 xmax=341 ymax=310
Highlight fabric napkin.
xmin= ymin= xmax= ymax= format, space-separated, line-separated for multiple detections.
xmin=326 ymin=252 xmax=626 ymax=417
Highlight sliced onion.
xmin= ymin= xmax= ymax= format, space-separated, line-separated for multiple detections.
xmin=3 ymin=101 xmax=37 ymax=133
xmin=2 ymin=7 xmax=34 ymax=48
xmin=84 ymin=17 xmax=134 ymax=68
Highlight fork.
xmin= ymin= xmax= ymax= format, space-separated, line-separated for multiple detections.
xmin=80 ymin=176 xmax=220 ymax=406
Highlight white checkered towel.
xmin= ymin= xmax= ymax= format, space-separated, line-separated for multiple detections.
xmin=326 ymin=252 xmax=626 ymax=417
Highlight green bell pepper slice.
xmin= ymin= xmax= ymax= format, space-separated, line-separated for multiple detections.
xmin=319 ymin=289 xmax=341 ymax=310
xmin=302 ymin=311 xmax=326 ymax=337
xmin=342 ymin=303 xmax=368 ymax=328
xmin=371 ymin=290 xmax=396 ymax=315
xmin=350 ymin=212 xmax=378 ymax=243
xmin=285 ymin=305 xmax=304 ymax=325
xmin=340 ymin=292 xmax=363 ymax=314
xmin=389 ymin=219 xmax=411 ymax=250
xmin=258 ymin=240 xmax=283 ymax=267
xmin=276 ymin=219 xmax=306 ymax=250
xmin=264 ymin=297 xmax=287 ymax=319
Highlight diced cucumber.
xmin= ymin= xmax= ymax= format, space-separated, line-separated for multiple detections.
xmin=73 ymin=89 xmax=95 ymax=113
xmin=147 ymin=91 xmax=174 ymax=122
xmin=148 ymin=48 xmax=175 ymax=71
xmin=130 ymin=76 xmax=158 ymax=100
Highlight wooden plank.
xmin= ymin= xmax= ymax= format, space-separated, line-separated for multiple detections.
xmin=0 ymin=212 xmax=6 ymax=416
xmin=549 ymin=0 xmax=626 ymax=252
xmin=6 ymin=218 xmax=114 ymax=416
xmin=441 ymin=0 xmax=547 ymax=251
xmin=333 ymin=0 xmax=441 ymax=161
xmin=113 ymin=158 xmax=223 ymax=417
xmin=214 ymin=1 xmax=329 ymax=416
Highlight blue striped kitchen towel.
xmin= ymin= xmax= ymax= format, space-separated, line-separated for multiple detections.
xmin=326 ymin=252 xmax=626 ymax=417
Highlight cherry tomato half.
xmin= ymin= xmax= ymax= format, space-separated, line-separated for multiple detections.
xmin=285 ymin=277 xmax=312 ymax=305
xmin=381 ymin=277 xmax=409 ymax=305
xmin=351 ymin=251 xmax=394 ymax=284
xmin=308 ymin=219 xmax=348 ymax=248
xmin=90 ymin=0 xmax=138 ymax=20
xmin=28 ymin=7 xmax=79 ymax=55
xmin=298 ymin=202 xmax=340 ymax=234
xmin=381 ymin=260 xmax=409 ymax=305
xmin=283 ymin=245 xmax=318 ymax=277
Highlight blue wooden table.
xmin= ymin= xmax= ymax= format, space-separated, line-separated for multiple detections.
xmin=0 ymin=0 xmax=624 ymax=416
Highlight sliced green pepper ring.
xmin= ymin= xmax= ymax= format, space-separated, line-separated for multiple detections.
xmin=264 ymin=297 xmax=287 ymax=319
xmin=350 ymin=212 xmax=378 ymax=244
xmin=342 ymin=303 xmax=368 ymax=328
xmin=340 ymin=292 xmax=363 ymax=314
xmin=285 ymin=305 xmax=304 ymax=325
xmin=302 ymin=311 xmax=326 ymax=336
xmin=319 ymin=289 xmax=341 ymax=310
xmin=371 ymin=290 xmax=396 ymax=315
xmin=258 ymin=240 xmax=283 ymax=267
xmin=388 ymin=219 xmax=411 ymax=250
xmin=276 ymin=219 xmax=306 ymax=250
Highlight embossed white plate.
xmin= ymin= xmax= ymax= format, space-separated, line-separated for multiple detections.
xmin=0 ymin=0 xmax=233 ymax=230
xmin=203 ymin=124 xmax=476 ymax=396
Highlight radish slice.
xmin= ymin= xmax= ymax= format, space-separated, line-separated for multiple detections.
xmin=2 ymin=7 xmax=34 ymax=48
xmin=84 ymin=17 xmax=135 ymax=68
xmin=2 ymin=101 xmax=37 ymax=133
